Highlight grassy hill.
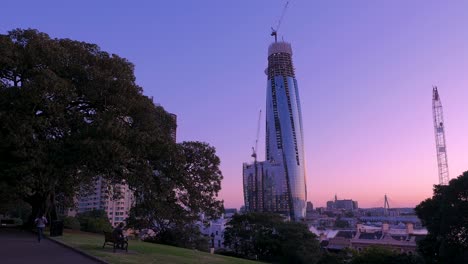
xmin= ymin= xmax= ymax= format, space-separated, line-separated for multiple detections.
xmin=51 ymin=230 xmax=259 ymax=264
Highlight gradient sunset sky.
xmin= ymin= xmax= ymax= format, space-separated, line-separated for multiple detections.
xmin=3 ymin=0 xmax=468 ymax=209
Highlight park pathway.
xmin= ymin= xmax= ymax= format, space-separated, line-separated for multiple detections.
xmin=0 ymin=228 xmax=101 ymax=264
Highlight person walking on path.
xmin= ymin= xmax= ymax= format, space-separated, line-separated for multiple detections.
xmin=34 ymin=214 xmax=48 ymax=242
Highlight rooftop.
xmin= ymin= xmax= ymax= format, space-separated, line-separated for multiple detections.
xmin=268 ymin=42 xmax=292 ymax=56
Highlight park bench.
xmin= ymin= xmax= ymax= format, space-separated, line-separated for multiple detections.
xmin=0 ymin=219 xmax=16 ymax=227
xmin=103 ymin=231 xmax=128 ymax=252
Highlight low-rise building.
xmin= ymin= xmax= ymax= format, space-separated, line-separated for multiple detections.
xmin=326 ymin=195 xmax=358 ymax=211
xmin=327 ymin=230 xmax=356 ymax=251
xmin=350 ymin=223 xmax=426 ymax=255
xmin=199 ymin=208 xmax=238 ymax=250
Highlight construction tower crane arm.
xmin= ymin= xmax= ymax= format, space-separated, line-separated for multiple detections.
xmin=271 ymin=1 xmax=289 ymax=42
xmin=432 ymin=86 xmax=450 ymax=185
xmin=251 ymin=110 xmax=262 ymax=161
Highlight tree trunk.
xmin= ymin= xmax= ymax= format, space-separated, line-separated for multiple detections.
xmin=25 ymin=192 xmax=56 ymax=229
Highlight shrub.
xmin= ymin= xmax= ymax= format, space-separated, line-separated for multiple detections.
xmin=215 ymin=248 xmax=245 ymax=258
xmin=13 ymin=217 xmax=23 ymax=226
xmin=63 ymin=216 xmax=80 ymax=230
xmin=143 ymin=225 xmax=209 ymax=252
xmin=85 ymin=218 xmax=112 ymax=233
xmin=76 ymin=210 xmax=112 ymax=233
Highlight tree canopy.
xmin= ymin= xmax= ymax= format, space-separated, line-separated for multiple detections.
xmin=415 ymin=171 xmax=468 ymax=264
xmin=223 ymin=212 xmax=321 ymax=264
xmin=349 ymin=247 xmax=424 ymax=264
xmin=127 ymin=141 xmax=224 ymax=233
xmin=0 ymin=29 xmax=223 ymax=226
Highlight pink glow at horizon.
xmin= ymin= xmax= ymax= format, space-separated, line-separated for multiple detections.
xmin=2 ymin=1 xmax=468 ymax=209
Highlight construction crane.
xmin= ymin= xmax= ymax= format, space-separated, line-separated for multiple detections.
xmin=432 ymin=86 xmax=450 ymax=185
xmin=251 ymin=110 xmax=262 ymax=162
xmin=271 ymin=1 xmax=289 ymax=42
xmin=249 ymin=110 xmax=262 ymax=212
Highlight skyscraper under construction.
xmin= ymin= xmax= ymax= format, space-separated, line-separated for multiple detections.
xmin=243 ymin=40 xmax=307 ymax=221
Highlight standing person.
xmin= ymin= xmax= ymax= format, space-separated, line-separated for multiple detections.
xmin=34 ymin=214 xmax=48 ymax=242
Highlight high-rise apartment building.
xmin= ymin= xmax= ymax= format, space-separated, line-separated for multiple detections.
xmin=243 ymin=41 xmax=307 ymax=221
xmin=74 ymin=177 xmax=134 ymax=227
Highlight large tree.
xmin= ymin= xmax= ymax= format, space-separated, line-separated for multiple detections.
xmin=127 ymin=141 xmax=224 ymax=235
xmin=0 ymin=29 xmax=224 ymax=227
xmin=415 ymin=171 xmax=468 ymax=264
xmin=223 ymin=212 xmax=321 ymax=263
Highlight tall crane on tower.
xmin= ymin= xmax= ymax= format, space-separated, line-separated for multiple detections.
xmin=432 ymin=86 xmax=450 ymax=185
xmin=271 ymin=1 xmax=289 ymax=42
xmin=251 ymin=110 xmax=262 ymax=162
xmin=251 ymin=110 xmax=262 ymax=211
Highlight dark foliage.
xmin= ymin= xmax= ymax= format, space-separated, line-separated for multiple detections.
xmin=317 ymin=253 xmax=346 ymax=264
xmin=127 ymin=141 xmax=224 ymax=237
xmin=223 ymin=212 xmax=321 ymax=263
xmin=415 ymin=171 xmax=468 ymax=264
xmin=0 ymin=28 xmax=175 ymax=225
xmin=334 ymin=218 xmax=350 ymax=228
xmin=62 ymin=216 xmax=80 ymax=230
xmin=76 ymin=210 xmax=112 ymax=233
xmin=214 ymin=248 xmax=246 ymax=258
xmin=350 ymin=247 xmax=424 ymax=264
xmin=143 ymin=224 xmax=209 ymax=252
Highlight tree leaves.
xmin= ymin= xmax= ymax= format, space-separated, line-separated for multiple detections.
xmin=128 ymin=141 xmax=224 ymax=233
xmin=223 ymin=212 xmax=321 ymax=263
xmin=415 ymin=171 xmax=468 ymax=264
xmin=0 ymin=28 xmax=174 ymax=220
xmin=1 ymin=28 xmax=223 ymax=234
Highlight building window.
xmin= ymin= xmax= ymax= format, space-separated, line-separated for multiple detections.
xmin=218 ymin=240 xmax=221 ymax=248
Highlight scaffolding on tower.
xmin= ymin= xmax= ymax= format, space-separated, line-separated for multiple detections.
xmin=432 ymin=86 xmax=450 ymax=185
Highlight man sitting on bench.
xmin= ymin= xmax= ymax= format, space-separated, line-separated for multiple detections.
xmin=112 ymin=223 xmax=125 ymax=249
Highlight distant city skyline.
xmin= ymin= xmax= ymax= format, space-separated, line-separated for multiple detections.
xmin=3 ymin=1 xmax=468 ymax=209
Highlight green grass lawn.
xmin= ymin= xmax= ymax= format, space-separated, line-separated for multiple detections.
xmin=51 ymin=230 xmax=259 ymax=264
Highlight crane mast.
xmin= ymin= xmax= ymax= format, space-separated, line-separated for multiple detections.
xmin=251 ymin=110 xmax=262 ymax=161
xmin=251 ymin=110 xmax=262 ymax=211
xmin=271 ymin=1 xmax=289 ymax=42
xmin=432 ymin=86 xmax=450 ymax=185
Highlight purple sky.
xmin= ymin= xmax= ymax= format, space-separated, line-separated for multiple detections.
xmin=3 ymin=0 xmax=468 ymax=208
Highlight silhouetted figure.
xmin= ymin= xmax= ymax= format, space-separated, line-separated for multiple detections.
xmin=210 ymin=233 xmax=215 ymax=248
xmin=112 ymin=223 xmax=125 ymax=249
xmin=34 ymin=214 xmax=48 ymax=242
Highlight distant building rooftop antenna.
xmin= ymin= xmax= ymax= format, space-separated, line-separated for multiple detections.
xmin=271 ymin=1 xmax=289 ymax=42
xmin=384 ymin=194 xmax=390 ymax=216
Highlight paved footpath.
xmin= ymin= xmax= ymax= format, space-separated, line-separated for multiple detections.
xmin=0 ymin=228 xmax=101 ymax=264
